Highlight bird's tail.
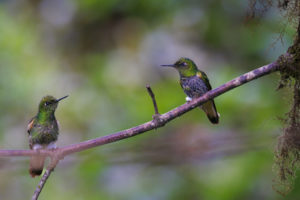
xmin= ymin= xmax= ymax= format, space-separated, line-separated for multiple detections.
xmin=201 ymin=100 xmax=219 ymax=124
xmin=29 ymin=155 xmax=45 ymax=177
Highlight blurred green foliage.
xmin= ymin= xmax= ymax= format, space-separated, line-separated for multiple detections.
xmin=0 ymin=0 xmax=298 ymax=199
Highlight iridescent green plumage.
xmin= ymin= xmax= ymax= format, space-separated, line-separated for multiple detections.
xmin=27 ymin=95 xmax=68 ymax=177
xmin=161 ymin=57 xmax=219 ymax=124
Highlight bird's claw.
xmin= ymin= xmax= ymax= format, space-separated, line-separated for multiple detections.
xmin=185 ymin=96 xmax=192 ymax=103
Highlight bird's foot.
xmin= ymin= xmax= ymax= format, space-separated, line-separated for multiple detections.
xmin=185 ymin=96 xmax=192 ymax=103
xmin=32 ymin=144 xmax=43 ymax=150
xmin=47 ymin=142 xmax=57 ymax=150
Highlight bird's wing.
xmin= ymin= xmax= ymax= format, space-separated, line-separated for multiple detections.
xmin=27 ymin=117 xmax=35 ymax=135
xmin=56 ymin=119 xmax=60 ymax=132
xmin=196 ymin=71 xmax=212 ymax=90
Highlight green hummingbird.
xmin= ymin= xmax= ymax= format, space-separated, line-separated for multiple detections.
xmin=161 ymin=57 xmax=219 ymax=124
xmin=27 ymin=95 xmax=68 ymax=177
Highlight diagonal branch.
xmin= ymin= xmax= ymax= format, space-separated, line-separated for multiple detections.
xmin=0 ymin=61 xmax=281 ymax=200
xmin=32 ymin=168 xmax=53 ymax=200
xmin=0 ymin=61 xmax=280 ymax=159
xmin=31 ymin=154 xmax=59 ymax=200
xmin=61 ymin=62 xmax=279 ymax=155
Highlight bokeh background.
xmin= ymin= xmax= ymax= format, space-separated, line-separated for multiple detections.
xmin=0 ymin=0 xmax=299 ymax=199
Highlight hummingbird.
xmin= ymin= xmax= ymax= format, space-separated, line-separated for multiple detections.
xmin=27 ymin=95 xmax=68 ymax=177
xmin=161 ymin=57 xmax=219 ymax=124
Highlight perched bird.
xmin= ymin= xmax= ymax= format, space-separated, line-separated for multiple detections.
xmin=161 ymin=57 xmax=219 ymax=124
xmin=27 ymin=95 xmax=68 ymax=177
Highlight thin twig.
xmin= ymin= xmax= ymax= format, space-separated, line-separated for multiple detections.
xmin=32 ymin=168 xmax=53 ymax=200
xmin=146 ymin=84 xmax=159 ymax=115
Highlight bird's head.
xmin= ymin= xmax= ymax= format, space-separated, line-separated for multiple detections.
xmin=39 ymin=95 xmax=68 ymax=112
xmin=161 ymin=57 xmax=198 ymax=77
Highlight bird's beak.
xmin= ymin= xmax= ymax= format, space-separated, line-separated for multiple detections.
xmin=160 ymin=64 xmax=175 ymax=67
xmin=56 ymin=95 xmax=69 ymax=102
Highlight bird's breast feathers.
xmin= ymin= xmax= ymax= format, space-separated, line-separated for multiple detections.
xmin=180 ymin=75 xmax=209 ymax=98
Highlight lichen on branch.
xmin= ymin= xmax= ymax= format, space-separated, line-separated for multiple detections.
xmin=273 ymin=13 xmax=300 ymax=195
xmin=274 ymin=60 xmax=300 ymax=195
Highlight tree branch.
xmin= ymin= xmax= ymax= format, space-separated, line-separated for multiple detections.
xmin=0 ymin=61 xmax=280 ymax=200
xmin=0 ymin=61 xmax=280 ymax=159
xmin=32 ymin=168 xmax=53 ymax=200
xmin=146 ymin=84 xmax=160 ymax=115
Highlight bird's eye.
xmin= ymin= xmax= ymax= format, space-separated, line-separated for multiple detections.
xmin=44 ymin=102 xmax=50 ymax=106
xmin=182 ymin=62 xmax=187 ymax=66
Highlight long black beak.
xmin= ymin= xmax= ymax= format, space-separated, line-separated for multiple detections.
xmin=160 ymin=64 xmax=175 ymax=67
xmin=56 ymin=95 xmax=69 ymax=102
